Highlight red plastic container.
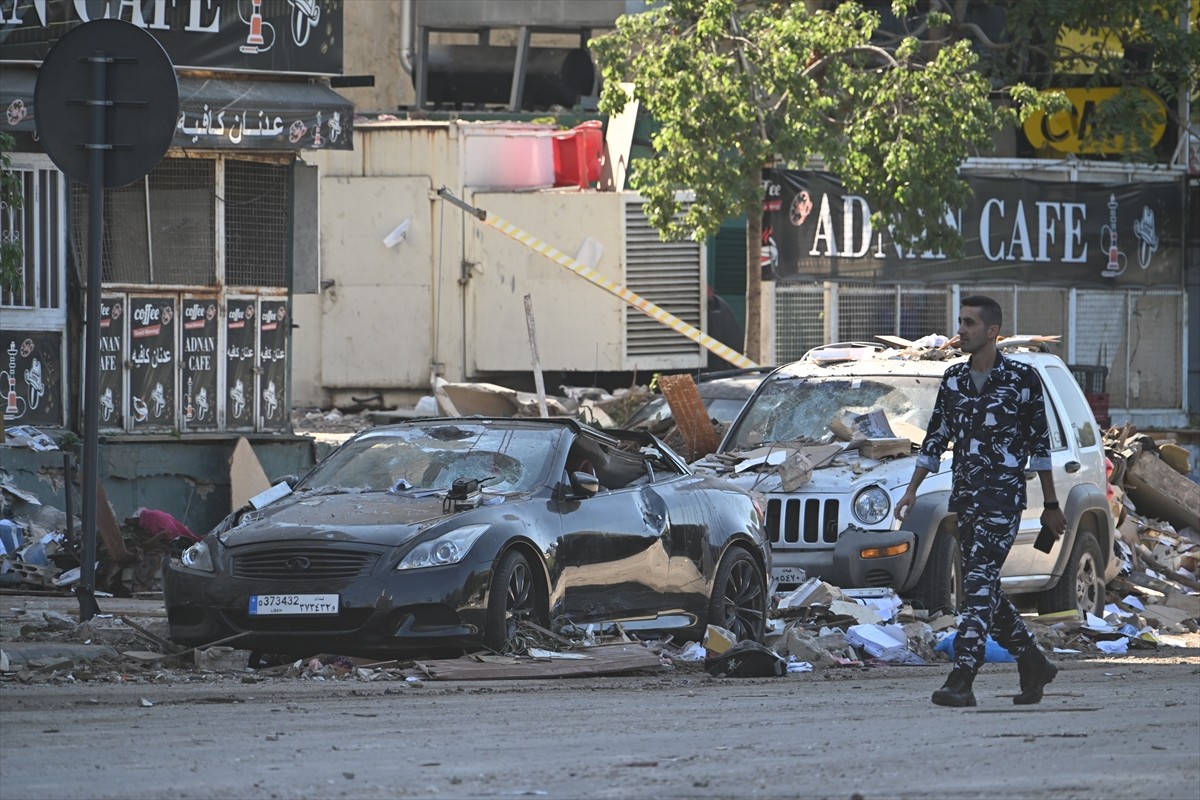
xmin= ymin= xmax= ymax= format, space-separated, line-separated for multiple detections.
xmin=552 ymin=121 xmax=603 ymax=188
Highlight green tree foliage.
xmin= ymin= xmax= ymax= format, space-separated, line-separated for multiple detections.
xmin=0 ymin=131 xmax=22 ymax=296
xmin=591 ymin=0 xmax=1194 ymax=357
xmin=592 ymin=0 xmax=1040 ymax=254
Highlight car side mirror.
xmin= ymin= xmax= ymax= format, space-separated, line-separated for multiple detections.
xmin=569 ymin=471 xmax=601 ymax=497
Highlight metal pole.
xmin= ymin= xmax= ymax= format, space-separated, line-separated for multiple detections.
xmin=78 ymin=51 xmax=108 ymax=622
xmin=523 ymin=294 xmax=549 ymax=418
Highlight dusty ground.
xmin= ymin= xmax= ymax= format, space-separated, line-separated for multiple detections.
xmin=1 ymin=596 xmax=1197 ymax=800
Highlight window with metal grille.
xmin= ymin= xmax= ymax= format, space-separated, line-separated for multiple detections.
xmin=71 ymin=159 xmax=216 ymax=286
xmin=225 ymin=160 xmax=289 ymax=287
xmin=71 ymin=156 xmax=289 ymax=288
xmin=773 ymin=282 xmax=1185 ymax=414
xmin=1 ymin=166 xmax=65 ymax=313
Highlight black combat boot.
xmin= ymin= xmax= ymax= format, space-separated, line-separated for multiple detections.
xmin=932 ymin=667 xmax=977 ymax=707
xmin=1013 ymin=647 xmax=1058 ymax=705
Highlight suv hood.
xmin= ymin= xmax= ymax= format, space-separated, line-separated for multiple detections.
xmin=695 ymin=447 xmax=920 ymax=495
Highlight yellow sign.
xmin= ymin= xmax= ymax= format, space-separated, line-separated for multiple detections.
xmin=1024 ymin=87 xmax=1168 ymax=154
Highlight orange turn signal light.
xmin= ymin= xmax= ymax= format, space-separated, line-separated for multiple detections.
xmin=860 ymin=542 xmax=911 ymax=560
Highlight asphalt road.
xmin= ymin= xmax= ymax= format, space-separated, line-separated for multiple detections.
xmin=2 ymin=650 xmax=1198 ymax=800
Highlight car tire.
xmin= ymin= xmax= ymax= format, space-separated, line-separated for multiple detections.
xmin=707 ymin=547 xmax=767 ymax=643
xmin=485 ymin=550 xmax=543 ymax=653
xmin=910 ymin=530 xmax=961 ymax=616
xmin=1037 ymin=529 xmax=1104 ymax=617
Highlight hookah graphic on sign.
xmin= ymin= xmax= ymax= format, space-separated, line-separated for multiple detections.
xmin=239 ymin=0 xmax=322 ymax=54
xmin=2 ymin=339 xmax=45 ymax=421
xmin=1100 ymin=194 xmax=1127 ymax=279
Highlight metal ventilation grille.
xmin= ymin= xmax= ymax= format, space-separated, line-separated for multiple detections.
xmin=623 ymin=198 xmax=703 ymax=358
xmin=231 ymin=548 xmax=380 ymax=580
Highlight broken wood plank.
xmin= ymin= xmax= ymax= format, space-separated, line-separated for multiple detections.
xmin=410 ymin=643 xmax=662 ymax=681
xmin=658 ymin=374 xmax=720 ymax=460
xmin=95 ymin=483 xmax=135 ymax=563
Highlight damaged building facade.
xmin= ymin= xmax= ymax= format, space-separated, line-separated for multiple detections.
xmin=1 ymin=0 xmax=355 ymax=531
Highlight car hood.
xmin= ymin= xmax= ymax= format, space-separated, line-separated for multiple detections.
xmin=219 ymin=491 xmax=487 ymax=547
xmin=696 ymin=448 xmax=919 ymax=495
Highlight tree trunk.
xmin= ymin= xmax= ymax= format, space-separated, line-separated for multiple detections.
xmin=744 ymin=205 xmax=763 ymax=364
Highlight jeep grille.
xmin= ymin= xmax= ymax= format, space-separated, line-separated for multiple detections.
xmin=766 ymin=498 xmax=840 ymax=545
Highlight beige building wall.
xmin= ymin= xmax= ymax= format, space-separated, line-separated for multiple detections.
xmin=339 ymin=0 xmax=414 ymax=113
xmin=295 ymin=122 xmax=644 ymax=408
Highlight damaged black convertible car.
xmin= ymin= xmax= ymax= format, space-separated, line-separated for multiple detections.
xmin=163 ymin=418 xmax=770 ymax=656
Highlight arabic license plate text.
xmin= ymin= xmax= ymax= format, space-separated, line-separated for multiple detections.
xmin=771 ymin=567 xmax=808 ymax=586
xmin=248 ymin=594 xmax=339 ymax=616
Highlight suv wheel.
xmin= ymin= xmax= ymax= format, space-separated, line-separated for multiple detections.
xmin=911 ymin=530 xmax=961 ymax=616
xmin=1036 ymin=530 xmax=1104 ymax=617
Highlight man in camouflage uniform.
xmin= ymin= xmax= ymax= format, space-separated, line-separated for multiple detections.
xmin=895 ymin=295 xmax=1066 ymax=707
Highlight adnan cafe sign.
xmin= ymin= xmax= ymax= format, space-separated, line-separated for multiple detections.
xmin=762 ymin=170 xmax=1182 ymax=289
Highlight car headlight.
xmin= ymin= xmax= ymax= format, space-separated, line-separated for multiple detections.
xmin=852 ymin=486 xmax=891 ymax=525
xmin=180 ymin=540 xmax=214 ymax=573
xmin=397 ymin=524 xmax=490 ymax=570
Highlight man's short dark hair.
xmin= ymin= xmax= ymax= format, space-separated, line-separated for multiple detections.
xmin=962 ymin=295 xmax=1003 ymax=330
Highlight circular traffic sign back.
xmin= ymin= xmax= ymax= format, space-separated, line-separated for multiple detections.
xmin=34 ymin=19 xmax=178 ymax=188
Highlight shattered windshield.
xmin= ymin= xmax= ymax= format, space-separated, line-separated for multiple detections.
xmin=723 ymin=374 xmax=941 ymax=451
xmin=297 ymin=424 xmax=560 ymax=494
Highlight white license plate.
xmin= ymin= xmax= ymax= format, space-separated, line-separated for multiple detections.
xmin=248 ymin=594 xmax=339 ymax=616
xmin=772 ymin=567 xmax=808 ymax=586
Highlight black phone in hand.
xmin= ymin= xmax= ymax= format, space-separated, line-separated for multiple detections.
xmin=1034 ymin=525 xmax=1056 ymax=553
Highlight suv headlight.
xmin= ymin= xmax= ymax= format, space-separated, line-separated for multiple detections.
xmin=180 ymin=540 xmax=215 ymax=572
xmin=398 ymin=524 xmax=490 ymax=570
xmin=852 ymin=486 xmax=891 ymax=525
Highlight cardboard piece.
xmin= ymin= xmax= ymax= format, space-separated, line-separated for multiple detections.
xmin=860 ymin=438 xmax=913 ymax=460
xmin=95 ymin=482 xmax=135 ymax=563
xmin=229 ymin=437 xmax=271 ymax=512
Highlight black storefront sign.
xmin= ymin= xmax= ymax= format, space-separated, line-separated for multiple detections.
xmin=2 ymin=67 xmax=353 ymax=153
xmin=0 ymin=0 xmax=344 ymax=76
xmin=128 ymin=296 xmax=177 ymax=430
xmin=174 ymin=77 xmax=352 ymax=151
xmin=99 ymin=296 xmax=125 ymax=430
xmin=180 ymin=296 xmax=220 ymax=431
xmin=763 ymin=170 xmax=1183 ymax=287
xmin=0 ymin=330 xmax=63 ymax=427
xmin=258 ymin=299 xmax=288 ymax=431
xmin=225 ymin=297 xmax=257 ymax=430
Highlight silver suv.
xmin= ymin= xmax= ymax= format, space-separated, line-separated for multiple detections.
xmin=693 ymin=343 xmax=1119 ymax=617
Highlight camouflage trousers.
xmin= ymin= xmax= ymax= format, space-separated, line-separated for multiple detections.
xmin=953 ymin=507 xmax=1036 ymax=674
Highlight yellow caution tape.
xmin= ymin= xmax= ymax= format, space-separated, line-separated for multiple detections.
xmin=481 ymin=212 xmax=758 ymax=369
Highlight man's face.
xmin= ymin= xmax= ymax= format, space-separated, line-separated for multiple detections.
xmin=957 ymin=305 xmax=997 ymax=354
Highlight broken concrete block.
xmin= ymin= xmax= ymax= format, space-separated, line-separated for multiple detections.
xmin=777 ymin=451 xmax=813 ymax=491
xmin=1162 ymin=591 xmax=1200 ymax=619
xmin=1141 ymin=604 xmax=1196 ymax=633
xmin=194 ymin=646 xmax=251 ymax=672
xmin=782 ymin=629 xmax=836 ymax=667
xmin=703 ymin=624 xmax=737 ymax=656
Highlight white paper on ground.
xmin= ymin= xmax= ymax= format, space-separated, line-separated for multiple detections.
xmin=1095 ymin=638 xmax=1129 ymax=654
xmin=1121 ymin=594 xmax=1146 ymax=611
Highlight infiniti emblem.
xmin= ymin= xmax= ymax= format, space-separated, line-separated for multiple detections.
xmin=284 ymin=556 xmax=311 ymax=571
